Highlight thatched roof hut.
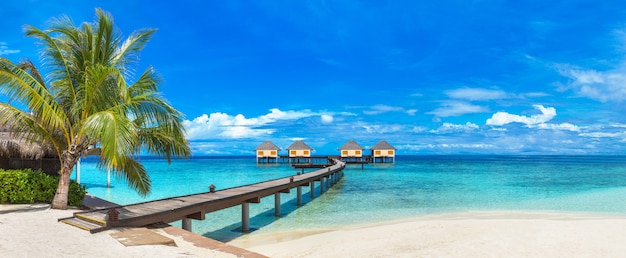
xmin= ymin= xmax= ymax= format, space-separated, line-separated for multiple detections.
xmin=0 ymin=132 xmax=57 ymax=160
xmin=0 ymin=124 xmax=60 ymax=175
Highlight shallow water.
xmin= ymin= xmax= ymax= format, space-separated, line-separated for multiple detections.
xmin=75 ymin=155 xmax=626 ymax=241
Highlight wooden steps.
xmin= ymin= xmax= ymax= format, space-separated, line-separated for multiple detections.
xmin=59 ymin=216 xmax=109 ymax=234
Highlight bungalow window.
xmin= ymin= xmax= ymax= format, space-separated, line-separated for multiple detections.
xmin=375 ymin=150 xmax=381 ymax=155
xmin=290 ymin=150 xmax=296 ymax=155
xmin=342 ymin=150 xmax=348 ymax=155
xmin=257 ymin=151 xmax=263 ymax=156
xmin=304 ymin=150 xmax=310 ymax=155
xmin=356 ymin=150 xmax=361 ymax=155
xmin=388 ymin=150 xmax=394 ymax=155
xmin=271 ymin=151 xmax=276 ymax=155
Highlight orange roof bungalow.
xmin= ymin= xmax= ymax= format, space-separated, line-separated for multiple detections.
xmin=370 ymin=140 xmax=396 ymax=163
xmin=286 ymin=140 xmax=312 ymax=157
xmin=338 ymin=140 xmax=365 ymax=162
xmin=254 ymin=140 xmax=280 ymax=163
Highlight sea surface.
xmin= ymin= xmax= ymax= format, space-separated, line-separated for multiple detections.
xmin=74 ymin=155 xmax=626 ymax=241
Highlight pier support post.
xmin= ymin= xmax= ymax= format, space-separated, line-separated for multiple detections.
xmin=310 ymin=181 xmax=315 ymax=198
xmin=326 ymin=176 xmax=330 ymax=189
xmin=242 ymin=203 xmax=250 ymax=232
xmin=182 ymin=218 xmax=192 ymax=231
xmin=297 ymin=186 xmax=302 ymax=206
xmin=274 ymin=193 xmax=281 ymax=217
xmin=320 ymin=178 xmax=325 ymax=194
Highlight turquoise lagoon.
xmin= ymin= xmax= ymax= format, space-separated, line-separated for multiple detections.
xmin=74 ymin=155 xmax=626 ymax=241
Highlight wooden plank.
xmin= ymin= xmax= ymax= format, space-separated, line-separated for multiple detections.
xmin=98 ymin=159 xmax=347 ymax=228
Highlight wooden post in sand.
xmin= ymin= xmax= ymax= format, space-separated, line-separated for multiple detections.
xmin=182 ymin=218 xmax=192 ymax=231
xmin=242 ymin=203 xmax=250 ymax=232
xmin=274 ymin=193 xmax=281 ymax=217
xmin=297 ymin=186 xmax=302 ymax=206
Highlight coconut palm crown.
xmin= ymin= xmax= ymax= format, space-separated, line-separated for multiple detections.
xmin=0 ymin=9 xmax=191 ymax=209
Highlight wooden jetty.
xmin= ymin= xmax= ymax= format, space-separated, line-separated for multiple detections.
xmin=60 ymin=159 xmax=346 ymax=233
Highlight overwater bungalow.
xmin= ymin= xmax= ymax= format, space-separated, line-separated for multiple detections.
xmin=370 ymin=140 xmax=396 ymax=163
xmin=254 ymin=140 xmax=281 ymax=163
xmin=338 ymin=140 xmax=365 ymax=163
xmin=286 ymin=140 xmax=313 ymax=164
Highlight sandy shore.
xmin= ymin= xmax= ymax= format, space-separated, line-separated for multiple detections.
xmin=0 ymin=204 xmax=237 ymax=258
xmin=230 ymin=210 xmax=626 ymax=258
xmin=3 ymin=204 xmax=626 ymax=257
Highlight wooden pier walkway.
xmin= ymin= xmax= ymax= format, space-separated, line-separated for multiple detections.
xmin=60 ymin=159 xmax=346 ymax=233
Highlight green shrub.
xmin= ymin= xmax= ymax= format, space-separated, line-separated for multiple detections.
xmin=0 ymin=168 xmax=86 ymax=206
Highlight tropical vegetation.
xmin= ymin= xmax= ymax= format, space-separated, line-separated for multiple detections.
xmin=0 ymin=9 xmax=190 ymax=209
xmin=0 ymin=168 xmax=86 ymax=206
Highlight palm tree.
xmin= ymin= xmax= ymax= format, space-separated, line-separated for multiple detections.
xmin=0 ymin=9 xmax=190 ymax=209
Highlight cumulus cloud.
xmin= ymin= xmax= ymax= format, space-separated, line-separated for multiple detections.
xmin=0 ymin=42 xmax=20 ymax=56
xmin=486 ymin=104 xmax=556 ymax=126
xmin=430 ymin=122 xmax=479 ymax=134
xmin=486 ymin=105 xmax=580 ymax=132
xmin=445 ymin=87 xmax=509 ymax=100
xmin=183 ymin=108 xmax=321 ymax=140
xmin=428 ymin=101 xmax=489 ymax=117
xmin=559 ymin=66 xmax=626 ymax=102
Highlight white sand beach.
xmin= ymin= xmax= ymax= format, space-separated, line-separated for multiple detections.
xmin=2 ymin=204 xmax=626 ymax=258
xmin=0 ymin=204 xmax=236 ymax=258
xmin=230 ymin=211 xmax=626 ymax=258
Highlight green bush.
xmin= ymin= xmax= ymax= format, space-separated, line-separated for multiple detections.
xmin=0 ymin=168 xmax=86 ymax=207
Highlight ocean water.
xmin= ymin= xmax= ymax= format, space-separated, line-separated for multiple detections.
xmin=74 ymin=155 xmax=626 ymax=241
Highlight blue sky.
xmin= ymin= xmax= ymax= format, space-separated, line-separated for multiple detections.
xmin=2 ymin=1 xmax=626 ymax=155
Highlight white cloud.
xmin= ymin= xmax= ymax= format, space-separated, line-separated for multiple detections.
xmin=412 ymin=126 xmax=428 ymax=133
xmin=536 ymin=123 xmax=580 ymax=132
xmin=363 ymin=104 xmax=403 ymax=115
xmin=445 ymin=87 xmax=509 ymax=100
xmin=183 ymin=108 xmax=320 ymax=140
xmin=361 ymin=124 xmax=404 ymax=134
xmin=321 ymin=114 xmax=333 ymax=123
xmin=398 ymin=143 xmax=495 ymax=151
xmin=486 ymin=104 xmax=556 ymax=126
xmin=363 ymin=104 xmax=417 ymax=116
xmin=428 ymin=101 xmax=489 ymax=117
xmin=486 ymin=105 xmax=581 ymax=133
xmin=559 ymin=66 xmax=626 ymax=102
xmin=0 ymin=42 xmax=20 ymax=56
xmin=522 ymin=92 xmax=550 ymax=98
xmin=579 ymin=131 xmax=626 ymax=139
xmin=430 ymin=122 xmax=479 ymax=134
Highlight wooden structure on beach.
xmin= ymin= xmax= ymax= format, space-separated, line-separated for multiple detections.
xmin=254 ymin=139 xmax=396 ymax=165
xmin=286 ymin=140 xmax=313 ymax=164
xmin=371 ymin=140 xmax=396 ymax=163
xmin=254 ymin=140 xmax=281 ymax=163
xmin=60 ymin=159 xmax=346 ymax=234
xmin=338 ymin=140 xmax=366 ymax=163
xmin=0 ymin=131 xmax=60 ymax=175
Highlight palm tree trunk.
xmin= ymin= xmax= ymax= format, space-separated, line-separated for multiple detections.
xmin=51 ymin=153 xmax=78 ymax=209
